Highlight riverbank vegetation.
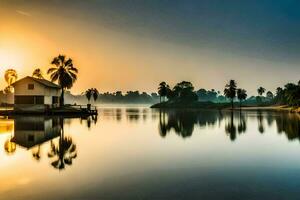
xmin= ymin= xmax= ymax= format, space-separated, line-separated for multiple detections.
xmin=152 ymin=79 xmax=300 ymax=112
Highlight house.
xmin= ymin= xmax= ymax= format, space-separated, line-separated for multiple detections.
xmin=12 ymin=76 xmax=61 ymax=112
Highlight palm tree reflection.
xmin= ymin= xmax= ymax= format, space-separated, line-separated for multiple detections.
xmin=48 ymin=118 xmax=77 ymax=170
xmin=257 ymin=111 xmax=265 ymax=134
xmin=237 ymin=112 xmax=247 ymax=134
xmin=4 ymin=138 xmax=16 ymax=155
xmin=32 ymin=145 xmax=41 ymax=161
xmin=225 ymin=111 xmax=237 ymax=141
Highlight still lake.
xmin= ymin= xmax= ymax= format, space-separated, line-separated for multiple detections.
xmin=0 ymin=105 xmax=300 ymax=200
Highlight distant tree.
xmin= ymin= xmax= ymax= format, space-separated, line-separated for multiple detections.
xmin=4 ymin=69 xmax=18 ymax=93
xmin=197 ymin=88 xmax=207 ymax=101
xmin=32 ymin=68 xmax=44 ymax=79
xmin=85 ymin=88 xmax=99 ymax=104
xmin=173 ymin=81 xmax=197 ymax=102
xmin=197 ymin=88 xmax=218 ymax=102
xmin=257 ymin=87 xmax=266 ymax=96
xmin=85 ymin=89 xmax=93 ymax=103
xmin=284 ymin=83 xmax=300 ymax=106
xmin=48 ymin=55 xmax=78 ymax=106
xmin=266 ymin=91 xmax=274 ymax=100
xmin=92 ymin=88 xmax=99 ymax=102
xmin=274 ymin=87 xmax=284 ymax=104
xmin=158 ymin=82 xmax=170 ymax=103
xmin=257 ymin=87 xmax=266 ymax=104
xmin=237 ymin=88 xmax=247 ymax=108
xmin=224 ymin=80 xmax=237 ymax=109
xmin=115 ymin=91 xmax=123 ymax=99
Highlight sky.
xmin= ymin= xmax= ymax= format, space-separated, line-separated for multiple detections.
xmin=0 ymin=0 xmax=300 ymax=95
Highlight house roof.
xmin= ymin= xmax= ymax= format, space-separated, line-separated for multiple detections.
xmin=12 ymin=76 xmax=61 ymax=89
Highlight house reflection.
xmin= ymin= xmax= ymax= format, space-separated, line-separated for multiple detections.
xmin=8 ymin=116 xmax=78 ymax=170
xmin=11 ymin=117 xmax=61 ymax=149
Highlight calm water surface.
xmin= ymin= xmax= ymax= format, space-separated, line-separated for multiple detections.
xmin=0 ymin=105 xmax=300 ymax=200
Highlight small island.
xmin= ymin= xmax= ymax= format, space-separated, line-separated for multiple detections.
xmin=151 ymin=80 xmax=300 ymax=113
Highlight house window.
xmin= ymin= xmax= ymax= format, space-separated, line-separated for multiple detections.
xmin=28 ymin=84 xmax=34 ymax=90
xmin=52 ymin=96 xmax=59 ymax=104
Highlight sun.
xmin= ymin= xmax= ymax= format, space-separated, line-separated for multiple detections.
xmin=0 ymin=48 xmax=24 ymax=75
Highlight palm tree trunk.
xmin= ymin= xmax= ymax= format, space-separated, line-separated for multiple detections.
xmin=60 ymin=87 xmax=64 ymax=106
xmin=231 ymin=99 xmax=233 ymax=109
xmin=160 ymin=96 xmax=161 ymax=103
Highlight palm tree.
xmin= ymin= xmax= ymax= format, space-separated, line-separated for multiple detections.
xmin=257 ymin=87 xmax=266 ymax=96
xmin=4 ymin=69 xmax=18 ymax=93
xmin=47 ymin=55 xmax=78 ymax=106
xmin=92 ymin=88 xmax=99 ymax=102
xmin=32 ymin=68 xmax=44 ymax=79
xmin=237 ymin=88 xmax=247 ymax=108
xmin=257 ymin=87 xmax=266 ymax=104
xmin=85 ymin=89 xmax=93 ymax=103
xmin=158 ymin=82 xmax=169 ymax=103
xmin=85 ymin=88 xmax=99 ymax=103
xmin=224 ymin=80 xmax=237 ymax=109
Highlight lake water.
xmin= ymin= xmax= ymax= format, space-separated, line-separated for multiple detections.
xmin=0 ymin=105 xmax=300 ymax=200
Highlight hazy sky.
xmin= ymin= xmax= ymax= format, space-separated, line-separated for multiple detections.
xmin=1 ymin=0 xmax=300 ymax=95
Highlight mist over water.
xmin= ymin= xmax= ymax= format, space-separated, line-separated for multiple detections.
xmin=0 ymin=105 xmax=300 ymax=200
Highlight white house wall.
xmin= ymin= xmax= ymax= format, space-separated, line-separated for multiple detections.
xmin=13 ymin=77 xmax=61 ymax=101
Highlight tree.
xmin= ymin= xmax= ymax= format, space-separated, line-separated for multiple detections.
xmin=224 ymin=80 xmax=237 ymax=109
xmin=158 ymin=82 xmax=169 ymax=103
xmin=172 ymin=81 xmax=197 ymax=102
xmin=257 ymin=87 xmax=266 ymax=96
xmin=85 ymin=89 xmax=93 ymax=103
xmin=284 ymin=83 xmax=300 ymax=106
xmin=237 ymin=88 xmax=247 ymax=108
xmin=92 ymin=88 xmax=99 ymax=102
xmin=256 ymin=87 xmax=266 ymax=104
xmin=4 ymin=69 xmax=18 ymax=93
xmin=47 ymin=55 xmax=78 ymax=106
xmin=85 ymin=88 xmax=99 ymax=104
xmin=266 ymin=91 xmax=274 ymax=100
xmin=32 ymin=68 xmax=44 ymax=79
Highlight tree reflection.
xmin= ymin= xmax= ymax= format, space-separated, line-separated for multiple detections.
xmin=257 ymin=111 xmax=265 ymax=134
xmin=158 ymin=109 xmax=221 ymax=138
xmin=32 ymin=145 xmax=41 ymax=161
xmin=225 ymin=111 xmax=237 ymax=141
xmin=48 ymin=118 xmax=77 ymax=170
xmin=4 ymin=138 xmax=16 ymax=155
xmin=274 ymin=113 xmax=300 ymax=141
xmin=237 ymin=112 xmax=247 ymax=134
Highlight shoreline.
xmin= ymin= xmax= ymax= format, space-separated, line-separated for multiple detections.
xmin=151 ymin=102 xmax=300 ymax=113
xmin=231 ymin=105 xmax=300 ymax=113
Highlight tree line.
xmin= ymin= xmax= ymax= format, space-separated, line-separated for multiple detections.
xmin=157 ymin=79 xmax=300 ymax=108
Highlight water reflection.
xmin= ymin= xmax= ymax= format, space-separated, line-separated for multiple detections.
xmin=1 ymin=116 xmax=97 ymax=170
xmin=159 ymin=110 xmax=222 ymax=138
xmin=48 ymin=118 xmax=77 ymax=170
xmin=158 ymin=109 xmax=300 ymax=142
xmin=0 ymin=108 xmax=300 ymax=199
xmin=0 ymin=109 xmax=299 ymax=171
